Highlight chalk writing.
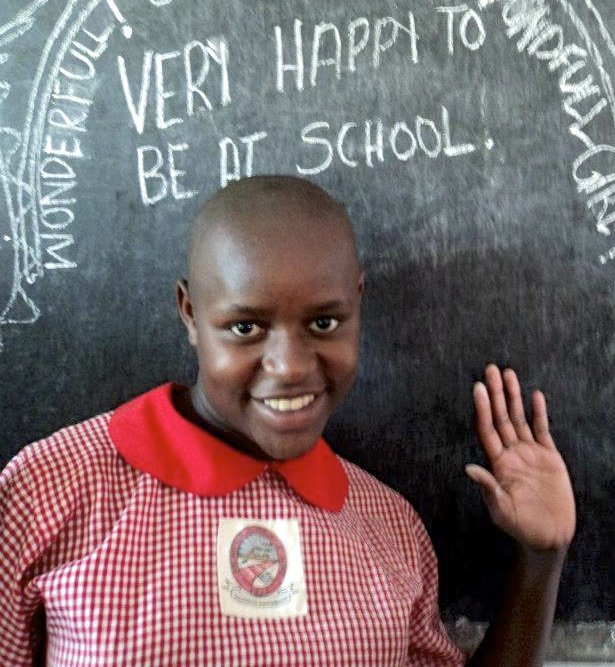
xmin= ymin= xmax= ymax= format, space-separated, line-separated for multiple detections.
xmin=137 ymin=142 xmax=197 ymax=205
xmin=275 ymin=14 xmax=420 ymax=93
xmin=437 ymin=5 xmax=487 ymax=54
xmin=118 ymin=37 xmax=230 ymax=135
xmin=104 ymin=0 xmax=132 ymax=39
xmin=40 ymin=23 xmax=111 ymax=247
xmin=1 ymin=0 xmax=615 ymax=349
xmin=220 ymin=132 xmax=269 ymax=188
xmin=482 ymin=0 xmax=615 ymax=264
xmin=296 ymin=106 xmax=476 ymax=175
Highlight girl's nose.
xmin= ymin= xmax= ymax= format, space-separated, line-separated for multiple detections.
xmin=262 ymin=330 xmax=316 ymax=383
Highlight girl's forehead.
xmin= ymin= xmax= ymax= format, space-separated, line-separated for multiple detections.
xmin=196 ymin=226 xmax=360 ymax=300
xmin=188 ymin=180 xmax=360 ymax=282
xmin=190 ymin=207 xmax=361 ymax=292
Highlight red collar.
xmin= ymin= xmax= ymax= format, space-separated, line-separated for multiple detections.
xmin=109 ymin=383 xmax=348 ymax=512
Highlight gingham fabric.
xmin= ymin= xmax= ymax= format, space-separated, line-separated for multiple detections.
xmin=0 ymin=388 xmax=465 ymax=667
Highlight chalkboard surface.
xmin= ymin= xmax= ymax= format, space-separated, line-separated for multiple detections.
xmin=1 ymin=0 xmax=615 ymax=626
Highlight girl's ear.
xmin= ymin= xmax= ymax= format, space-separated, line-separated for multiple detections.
xmin=358 ymin=272 xmax=365 ymax=297
xmin=176 ymin=279 xmax=198 ymax=347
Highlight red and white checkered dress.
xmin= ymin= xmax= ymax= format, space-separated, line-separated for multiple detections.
xmin=0 ymin=384 xmax=465 ymax=666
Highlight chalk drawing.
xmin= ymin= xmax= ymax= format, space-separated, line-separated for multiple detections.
xmin=0 ymin=0 xmax=50 ymax=51
xmin=0 ymin=0 xmax=54 ymax=346
xmin=0 ymin=0 xmax=114 ymax=349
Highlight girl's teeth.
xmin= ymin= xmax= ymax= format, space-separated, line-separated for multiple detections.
xmin=263 ymin=394 xmax=315 ymax=412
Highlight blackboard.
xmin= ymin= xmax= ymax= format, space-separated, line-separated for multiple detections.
xmin=1 ymin=0 xmax=615 ymax=640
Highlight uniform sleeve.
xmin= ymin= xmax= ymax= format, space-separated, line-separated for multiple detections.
xmin=405 ymin=508 xmax=467 ymax=667
xmin=0 ymin=450 xmax=47 ymax=666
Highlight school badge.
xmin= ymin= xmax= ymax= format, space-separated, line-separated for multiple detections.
xmin=217 ymin=518 xmax=307 ymax=619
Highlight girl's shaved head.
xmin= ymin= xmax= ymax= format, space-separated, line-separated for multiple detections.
xmin=188 ymin=176 xmax=361 ymax=284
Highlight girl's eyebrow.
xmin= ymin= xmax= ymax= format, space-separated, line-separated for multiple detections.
xmin=308 ymin=299 xmax=350 ymax=312
xmin=222 ymin=305 xmax=273 ymax=317
xmin=221 ymin=299 xmax=351 ymax=317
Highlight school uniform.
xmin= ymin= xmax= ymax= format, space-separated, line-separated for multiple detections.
xmin=0 ymin=383 xmax=465 ymax=666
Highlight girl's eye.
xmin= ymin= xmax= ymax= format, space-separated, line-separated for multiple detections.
xmin=309 ymin=317 xmax=340 ymax=333
xmin=229 ymin=322 xmax=263 ymax=338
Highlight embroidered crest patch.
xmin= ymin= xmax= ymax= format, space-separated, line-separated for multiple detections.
xmin=217 ymin=518 xmax=307 ymax=619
